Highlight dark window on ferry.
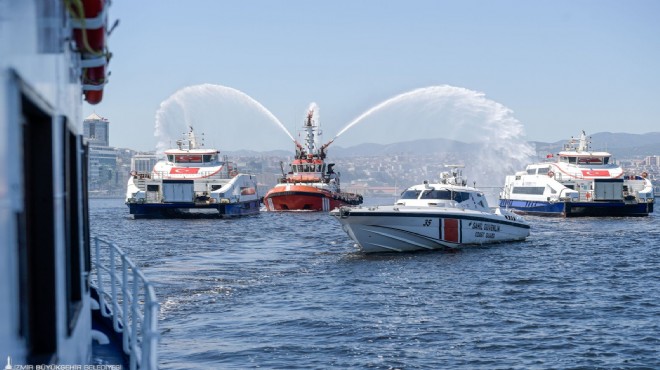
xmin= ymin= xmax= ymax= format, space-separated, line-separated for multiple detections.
xmin=202 ymin=154 xmax=213 ymax=162
xmin=63 ymin=120 xmax=83 ymax=335
xmin=20 ymin=90 xmax=57 ymax=361
xmin=512 ymin=186 xmax=545 ymax=195
xmin=578 ymin=157 xmax=603 ymax=165
xmin=147 ymin=184 xmax=159 ymax=191
xmin=400 ymin=190 xmax=422 ymax=199
xmin=175 ymin=154 xmax=202 ymax=163
xmin=568 ymin=157 xmax=577 ymax=164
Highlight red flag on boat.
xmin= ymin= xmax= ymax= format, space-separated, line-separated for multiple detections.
xmin=169 ymin=167 xmax=199 ymax=174
xmin=546 ymin=154 xmax=554 ymax=158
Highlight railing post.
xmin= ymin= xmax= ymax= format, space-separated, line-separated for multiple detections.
xmin=122 ymin=256 xmax=130 ymax=355
xmin=94 ymin=237 xmax=106 ymax=315
xmin=131 ymin=268 xmax=140 ymax=370
xmin=109 ymin=245 xmax=121 ymax=332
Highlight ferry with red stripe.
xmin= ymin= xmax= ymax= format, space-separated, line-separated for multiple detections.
xmin=126 ymin=127 xmax=260 ymax=218
xmin=331 ymin=165 xmax=529 ymax=253
xmin=263 ymin=108 xmax=363 ymax=211
xmin=499 ymin=131 xmax=654 ymax=217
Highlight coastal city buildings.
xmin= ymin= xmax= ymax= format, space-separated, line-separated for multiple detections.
xmin=83 ymin=114 xmax=660 ymax=198
xmin=83 ymin=113 xmax=137 ymax=195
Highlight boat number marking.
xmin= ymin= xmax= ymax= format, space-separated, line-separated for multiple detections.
xmin=422 ymin=219 xmax=432 ymax=226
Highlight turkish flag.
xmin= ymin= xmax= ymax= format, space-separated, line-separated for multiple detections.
xmin=169 ymin=167 xmax=199 ymax=174
xmin=581 ymin=170 xmax=609 ymax=177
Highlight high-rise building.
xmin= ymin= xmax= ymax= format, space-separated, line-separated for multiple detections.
xmin=83 ymin=112 xmax=110 ymax=146
xmin=83 ymin=113 xmax=119 ymax=192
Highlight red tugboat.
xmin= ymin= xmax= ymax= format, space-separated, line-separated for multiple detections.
xmin=263 ymin=109 xmax=363 ymax=211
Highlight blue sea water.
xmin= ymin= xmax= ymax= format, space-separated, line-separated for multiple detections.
xmin=90 ymin=198 xmax=660 ymax=369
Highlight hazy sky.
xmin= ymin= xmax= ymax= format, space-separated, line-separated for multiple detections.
xmin=84 ymin=0 xmax=660 ymax=152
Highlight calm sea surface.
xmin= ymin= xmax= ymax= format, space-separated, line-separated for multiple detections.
xmin=90 ymin=198 xmax=659 ymax=369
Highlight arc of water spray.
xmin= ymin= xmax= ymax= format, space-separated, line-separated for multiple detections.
xmin=333 ymin=86 xmax=444 ymax=141
xmin=154 ymin=84 xmax=296 ymax=153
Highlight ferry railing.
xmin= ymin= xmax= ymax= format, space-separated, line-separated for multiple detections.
xmin=91 ymin=237 xmax=159 ymax=370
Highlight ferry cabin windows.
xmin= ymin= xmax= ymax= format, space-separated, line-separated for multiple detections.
xmin=512 ymin=186 xmax=546 ymax=195
xmin=526 ymin=167 xmax=550 ymax=175
xmin=169 ymin=154 xmax=217 ymax=163
xmin=560 ymin=156 xmax=609 ymax=165
xmin=292 ymin=163 xmax=321 ymax=173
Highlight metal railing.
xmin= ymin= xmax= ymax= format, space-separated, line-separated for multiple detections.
xmin=91 ymin=237 xmax=159 ymax=370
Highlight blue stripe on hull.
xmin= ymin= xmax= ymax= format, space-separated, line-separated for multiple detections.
xmin=127 ymin=200 xmax=260 ymax=219
xmin=499 ymin=199 xmax=652 ymax=217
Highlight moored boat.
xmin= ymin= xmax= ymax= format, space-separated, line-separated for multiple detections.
xmin=126 ymin=127 xmax=260 ymax=218
xmin=331 ymin=165 xmax=530 ymax=253
xmin=499 ymin=131 xmax=655 ymax=217
xmin=263 ymin=108 xmax=363 ymax=211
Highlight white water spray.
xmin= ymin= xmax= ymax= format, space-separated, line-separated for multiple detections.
xmin=154 ymin=84 xmax=295 ymax=154
xmin=332 ymin=85 xmax=535 ymax=198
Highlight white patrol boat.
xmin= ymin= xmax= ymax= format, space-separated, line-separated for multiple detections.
xmin=499 ymin=131 xmax=655 ymax=217
xmin=331 ymin=166 xmax=530 ymax=253
xmin=126 ymin=127 xmax=260 ymax=218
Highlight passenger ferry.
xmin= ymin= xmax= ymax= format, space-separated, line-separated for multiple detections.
xmin=332 ymin=166 xmax=530 ymax=253
xmin=126 ymin=127 xmax=260 ymax=218
xmin=263 ymin=108 xmax=363 ymax=211
xmin=2 ymin=1 xmax=158 ymax=368
xmin=499 ymin=131 xmax=655 ymax=217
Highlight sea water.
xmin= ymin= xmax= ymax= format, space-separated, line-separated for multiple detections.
xmin=90 ymin=198 xmax=659 ymax=369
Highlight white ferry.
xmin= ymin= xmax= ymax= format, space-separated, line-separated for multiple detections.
xmin=499 ymin=131 xmax=655 ymax=217
xmin=126 ymin=127 xmax=260 ymax=218
xmin=332 ymin=166 xmax=530 ymax=253
xmin=2 ymin=1 xmax=158 ymax=368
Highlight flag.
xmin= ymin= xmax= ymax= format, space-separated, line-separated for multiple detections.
xmin=169 ymin=167 xmax=199 ymax=174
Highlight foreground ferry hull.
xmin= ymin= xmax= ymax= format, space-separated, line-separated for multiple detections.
xmin=499 ymin=199 xmax=654 ymax=217
xmin=333 ymin=207 xmax=530 ymax=253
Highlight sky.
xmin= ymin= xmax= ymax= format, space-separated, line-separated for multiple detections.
xmin=83 ymin=0 xmax=660 ymax=152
